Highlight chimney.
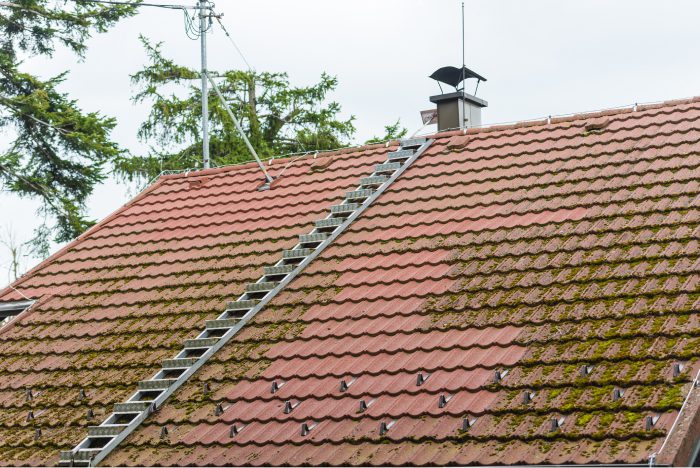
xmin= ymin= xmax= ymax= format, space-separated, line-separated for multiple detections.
xmin=428 ymin=65 xmax=488 ymax=131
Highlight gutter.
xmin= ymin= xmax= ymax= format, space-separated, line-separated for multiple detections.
xmin=0 ymin=299 xmax=34 ymax=317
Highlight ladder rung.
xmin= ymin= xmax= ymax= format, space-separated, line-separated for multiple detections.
xmin=330 ymin=203 xmax=360 ymax=215
xmin=346 ymin=189 xmax=375 ymax=201
xmin=162 ymin=358 xmax=199 ymax=369
xmin=359 ymin=175 xmax=388 ymax=187
xmin=206 ymin=318 xmax=240 ymax=330
xmin=58 ymin=461 xmax=88 ymax=468
xmin=226 ymin=299 xmax=259 ymax=311
xmin=264 ymin=264 xmax=295 ymax=276
xmin=375 ymin=162 xmax=401 ymax=173
xmin=113 ymin=402 xmax=151 ymax=413
xmin=399 ymin=137 xmax=426 ymax=148
xmin=299 ymin=233 xmax=328 ymax=244
xmin=245 ymin=281 xmax=279 ymax=293
xmin=387 ymin=149 xmax=414 ymax=160
xmin=183 ymin=337 xmax=218 ymax=349
xmin=282 ymin=248 xmax=314 ymax=259
xmin=70 ymin=450 xmax=99 ymax=462
xmin=315 ymin=217 xmax=344 ymax=229
xmin=138 ymin=379 xmax=176 ymax=390
xmin=87 ymin=425 xmax=125 ymax=437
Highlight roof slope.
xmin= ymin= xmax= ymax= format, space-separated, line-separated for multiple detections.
xmin=2 ymin=96 xmax=700 ymax=466
xmin=0 ymin=143 xmax=394 ymax=466
xmin=104 ymin=97 xmax=700 ymax=466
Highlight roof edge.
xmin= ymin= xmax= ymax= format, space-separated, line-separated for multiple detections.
xmin=0 ymin=177 xmax=168 ymax=306
xmin=655 ymin=370 xmax=700 ymax=465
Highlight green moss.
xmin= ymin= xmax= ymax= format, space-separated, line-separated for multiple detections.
xmin=622 ymin=361 xmax=644 ymax=381
xmin=658 ymin=384 xmax=685 ymax=408
xmin=576 ymin=413 xmax=594 ymax=427
xmin=561 ymin=363 xmax=582 ymax=380
xmin=537 ymin=440 xmax=553 ymax=454
xmin=588 ymin=386 xmax=612 ymax=406
xmin=682 ymin=337 xmax=700 ymax=355
xmin=561 ymin=387 xmax=585 ymax=412
xmin=676 ymin=313 xmax=691 ymax=327
xmin=547 ymin=388 xmax=563 ymax=402
xmin=599 ymin=412 xmax=615 ymax=428
xmin=623 ymin=411 xmax=642 ymax=427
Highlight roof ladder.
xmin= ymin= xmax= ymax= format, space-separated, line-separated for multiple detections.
xmin=57 ymin=137 xmax=433 ymax=467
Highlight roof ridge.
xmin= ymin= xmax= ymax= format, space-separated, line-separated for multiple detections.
xmin=421 ymin=94 xmax=700 ymax=139
xmin=149 ymin=94 xmax=700 ymax=187
xmin=155 ymin=141 xmax=399 ymax=182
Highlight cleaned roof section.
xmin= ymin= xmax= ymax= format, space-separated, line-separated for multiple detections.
xmin=0 ymin=143 xmax=395 ymax=466
xmin=101 ymin=97 xmax=700 ymax=466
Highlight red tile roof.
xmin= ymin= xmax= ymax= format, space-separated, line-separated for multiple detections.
xmin=3 ymin=97 xmax=700 ymax=466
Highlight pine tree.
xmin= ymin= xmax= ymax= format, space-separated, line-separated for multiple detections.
xmin=114 ymin=36 xmax=358 ymax=182
xmin=0 ymin=0 xmax=135 ymax=255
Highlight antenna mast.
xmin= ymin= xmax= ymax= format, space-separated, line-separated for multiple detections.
xmin=67 ymin=0 xmax=273 ymax=180
xmin=199 ymin=0 xmax=210 ymax=169
xmin=461 ymin=1 xmax=467 ymax=130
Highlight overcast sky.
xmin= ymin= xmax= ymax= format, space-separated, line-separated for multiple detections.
xmin=2 ymin=0 xmax=700 ymax=281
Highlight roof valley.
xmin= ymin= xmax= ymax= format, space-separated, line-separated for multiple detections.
xmin=57 ymin=138 xmax=434 ymax=467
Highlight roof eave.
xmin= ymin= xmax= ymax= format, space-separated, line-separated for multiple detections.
xmin=654 ymin=376 xmax=700 ymax=466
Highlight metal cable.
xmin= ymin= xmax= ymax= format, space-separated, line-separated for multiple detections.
xmin=215 ymin=16 xmax=252 ymax=71
xmin=183 ymin=8 xmax=200 ymax=39
xmin=204 ymin=70 xmax=272 ymax=183
xmin=212 ymin=18 xmax=315 ymax=154
xmin=69 ymin=0 xmax=198 ymax=10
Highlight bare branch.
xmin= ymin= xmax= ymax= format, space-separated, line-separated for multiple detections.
xmin=0 ymin=224 xmax=27 ymax=282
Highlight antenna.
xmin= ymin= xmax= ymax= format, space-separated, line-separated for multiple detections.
xmin=66 ymin=0 xmax=273 ymax=183
xmin=461 ymin=2 xmax=466 ymax=90
xmin=461 ymin=1 xmax=467 ymax=129
xmin=70 ymin=0 xmax=211 ymax=169
xmin=199 ymin=0 xmax=210 ymax=169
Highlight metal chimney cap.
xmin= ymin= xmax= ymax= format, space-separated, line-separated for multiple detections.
xmin=429 ymin=91 xmax=488 ymax=108
xmin=429 ymin=65 xmax=487 ymax=89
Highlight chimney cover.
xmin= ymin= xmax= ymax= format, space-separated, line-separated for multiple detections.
xmin=429 ymin=65 xmax=487 ymax=89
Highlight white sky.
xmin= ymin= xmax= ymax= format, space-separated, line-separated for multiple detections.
xmin=2 ymin=0 xmax=700 ymax=281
